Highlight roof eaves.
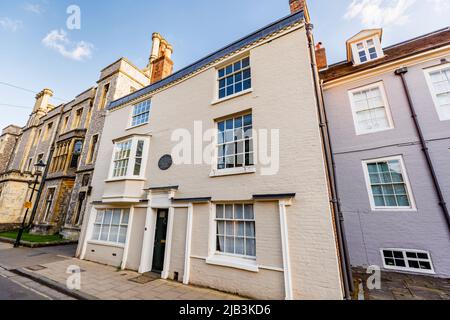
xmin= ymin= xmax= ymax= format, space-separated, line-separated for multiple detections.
xmin=107 ymin=10 xmax=305 ymax=111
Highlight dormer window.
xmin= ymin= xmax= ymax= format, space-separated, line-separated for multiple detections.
xmin=356 ymin=38 xmax=378 ymax=63
xmin=347 ymin=29 xmax=384 ymax=66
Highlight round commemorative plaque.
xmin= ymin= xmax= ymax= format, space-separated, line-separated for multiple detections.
xmin=158 ymin=154 xmax=173 ymax=171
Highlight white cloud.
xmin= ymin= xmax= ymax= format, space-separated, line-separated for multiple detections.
xmin=42 ymin=29 xmax=94 ymax=61
xmin=344 ymin=0 xmax=416 ymax=28
xmin=0 ymin=17 xmax=23 ymax=32
xmin=23 ymin=3 xmax=44 ymax=14
xmin=427 ymin=0 xmax=450 ymax=12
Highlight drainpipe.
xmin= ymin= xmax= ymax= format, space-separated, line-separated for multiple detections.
xmin=395 ymin=67 xmax=450 ymax=231
xmin=305 ymin=23 xmax=353 ymax=299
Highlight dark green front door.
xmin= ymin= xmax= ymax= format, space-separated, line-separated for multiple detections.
xmin=152 ymin=209 xmax=168 ymax=273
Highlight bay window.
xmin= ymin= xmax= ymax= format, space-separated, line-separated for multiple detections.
xmin=109 ymin=136 xmax=149 ymax=179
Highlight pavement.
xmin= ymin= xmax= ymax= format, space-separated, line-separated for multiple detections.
xmin=0 ymin=243 xmax=244 ymax=300
xmin=353 ymin=267 xmax=450 ymax=300
xmin=0 ymin=267 xmax=76 ymax=300
xmin=3 ymin=242 xmax=449 ymax=300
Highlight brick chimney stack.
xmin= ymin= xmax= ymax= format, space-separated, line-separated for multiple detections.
xmin=144 ymin=33 xmax=174 ymax=84
xmin=290 ymin=0 xmax=305 ymax=14
xmin=315 ymin=42 xmax=328 ymax=70
xmin=289 ymin=0 xmax=310 ymax=22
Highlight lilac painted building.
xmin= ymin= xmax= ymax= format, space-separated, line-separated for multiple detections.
xmin=320 ymin=28 xmax=450 ymax=277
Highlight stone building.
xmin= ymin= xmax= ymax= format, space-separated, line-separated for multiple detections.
xmin=320 ymin=28 xmax=450 ymax=277
xmin=0 ymin=125 xmax=22 ymax=230
xmin=0 ymin=34 xmax=175 ymax=238
xmin=0 ymin=125 xmax=21 ymax=174
xmin=77 ymin=1 xmax=351 ymax=300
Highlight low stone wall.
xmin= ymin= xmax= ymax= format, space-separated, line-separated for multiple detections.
xmin=0 ymin=223 xmax=21 ymax=233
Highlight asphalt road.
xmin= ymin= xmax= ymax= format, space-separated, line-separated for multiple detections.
xmin=0 ymin=274 xmax=48 ymax=300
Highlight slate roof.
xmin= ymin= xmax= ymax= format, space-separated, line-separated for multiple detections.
xmin=108 ymin=10 xmax=306 ymax=110
xmin=321 ymin=27 xmax=450 ymax=83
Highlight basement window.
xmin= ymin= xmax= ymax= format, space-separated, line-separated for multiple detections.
xmin=381 ymin=249 xmax=434 ymax=274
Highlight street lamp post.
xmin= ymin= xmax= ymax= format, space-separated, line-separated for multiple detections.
xmin=14 ymin=160 xmax=46 ymax=248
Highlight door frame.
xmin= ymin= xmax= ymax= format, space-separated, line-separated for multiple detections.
xmin=139 ymin=205 xmax=175 ymax=279
xmin=151 ymin=209 xmax=169 ymax=273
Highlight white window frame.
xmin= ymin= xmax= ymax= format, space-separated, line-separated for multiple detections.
xmin=348 ymin=82 xmax=395 ymax=135
xmin=362 ymin=155 xmax=416 ymax=211
xmin=206 ymin=203 xmax=258 ymax=272
xmin=351 ymin=36 xmax=384 ymax=65
xmin=107 ymin=136 xmax=149 ymax=181
xmin=380 ymin=248 xmax=435 ymax=274
xmin=424 ymin=63 xmax=450 ymax=121
xmin=128 ymin=99 xmax=151 ymax=129
xmin=90 ymin=208 xmax=130 ymax=246
xmin=215 ymin=56 xmax=252 ymax=103
xmin=210 ymin=113 xmax=256 ymax=177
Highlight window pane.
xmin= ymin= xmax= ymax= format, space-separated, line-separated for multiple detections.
xmin=225 ymin=237 xmax=234 ymax=254
xmin=242 ymin=57 xmax=250 ymax=68
xmin=226 ymin=221 xmax=234 ymax=236
xmin=217 ymin=221 xmax=225 ymax=235
xmin=92 ymin=225 xmax=101 ymax=240
xmin=95 ymin=211 xmax=104 ymax=224
xmin=104 ymin=210 xmax=112 ymax=225
xmin=122 ymin=210 xmax=130 ymax=224
xmin=216 ymin=204 xmax=224 ymax=219
xmin=244 ymin=205 xmax=254 ymax=220
xmin=245 ymin=222 xmax=255 ymax=238
xmin=109 ymin=226 xmax=119 ymax=243
xmin=112 ymin=211 xmax=121 ymax=225
xmin=234 ymin=221 xmax=244 ymax=236
xmin=118 ymin=226 xmax=127 ymax=244
xmin=225 ymin=205 xmax=233 ymax=219
xmin=235 ymin=238 xmax=245 ymax=255
xmin=217 ymin=236 xmax=225 ymax=251
xmin=100 ymin=225 xmax=109 ymax=241
xmin=246 ymin=239 xmax=256 ymax=257
xmin=234 ymin=205 xmax=243 ymax=219
xmin=134 ymin=159 xmax=142 ymax=176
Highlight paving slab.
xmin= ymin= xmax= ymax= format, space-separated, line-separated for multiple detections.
xmin=353 ymin=267 xmax=450 ymax=300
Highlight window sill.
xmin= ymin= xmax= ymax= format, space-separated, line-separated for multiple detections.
xmin=211 ymin=88 xmax=253 ymax=105
xmin=206 ymin=255 xmax=258 ymax=273
xmin=356 ymin=127 xmax=394 ymax=136
xmin=105 ymin=177 xmax=146 ymax=183
xmin=125 ymin=122 xmax=149 ymax=131
xmin=210 ymin=166 xmax=256 ymax=177
xmin=371 ymin=207 xmax=417 ymax=212
xmin=87 ymin=240 xmax=125 ymax=249
xmin=383 ymin=265 xmax=435 ymax=275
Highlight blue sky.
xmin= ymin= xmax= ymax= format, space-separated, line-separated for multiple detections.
xmin=1 ymin=0 xmax=449 ymax=129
